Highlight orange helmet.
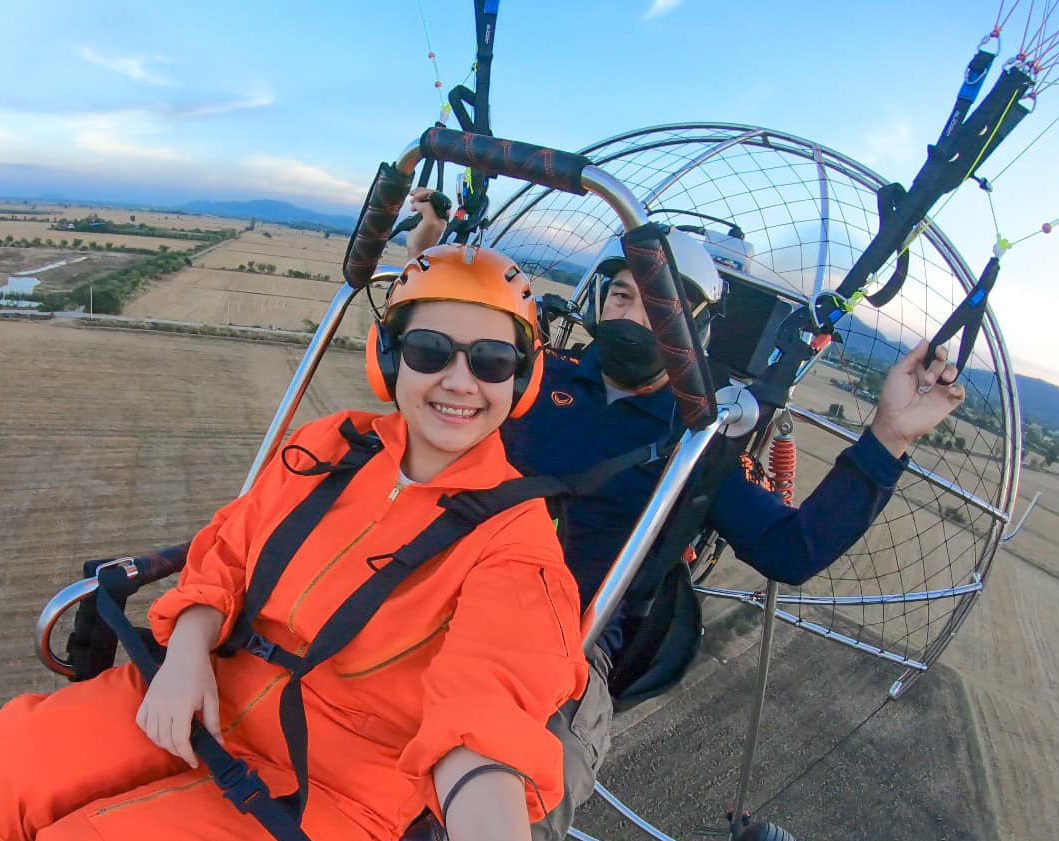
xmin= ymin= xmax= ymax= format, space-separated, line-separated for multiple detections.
xmin=365 ymin=244 xmax=544 ymax=418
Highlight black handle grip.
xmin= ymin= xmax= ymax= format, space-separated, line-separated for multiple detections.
xmin=621 ymin=223 xmax=717 ymax=429
xmin=927 ymin=256 xmax=999 ymax=376
xmin=134 ymin=542 xmax=191 ymax=585
xmin=343 ymin=162 xmax=415 ymax=290
xmin=419 ymin=128 xmax=590 ymax=195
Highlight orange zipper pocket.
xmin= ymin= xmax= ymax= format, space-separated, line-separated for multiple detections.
xmin=336 ymin=617 xmax=452 ymax=678
xmin=539 ymin=569 xmax=571 ymax=656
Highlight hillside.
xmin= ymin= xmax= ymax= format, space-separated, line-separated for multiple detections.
xmin=179 ymin=199 xmax=356 ymax=232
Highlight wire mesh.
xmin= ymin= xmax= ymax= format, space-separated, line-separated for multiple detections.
xmin=486 ymin=123 xmax=1020 ymax=683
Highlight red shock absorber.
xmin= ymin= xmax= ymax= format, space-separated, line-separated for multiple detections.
xmin=768 ymin=433 xmax=797 ymax=507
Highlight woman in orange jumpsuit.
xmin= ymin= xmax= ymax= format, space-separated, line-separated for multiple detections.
xmin=0 ymin=245 xmax=588 ymax=841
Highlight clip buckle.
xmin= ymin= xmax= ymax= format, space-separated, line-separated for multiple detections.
xmin=246 ymin=632 xmax=277 ymax=662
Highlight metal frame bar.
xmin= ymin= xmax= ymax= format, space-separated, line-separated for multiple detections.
xmin=697 ymin=576 xmax=983 ymax=606
xmin=239 ymin=272 xmax=397 ymax=493
xmin=592 ymin=783 xmax=684 ymax=841
xmin=730 ymin=580 xmax=780 ymax=835
xmin=787 ymin=403 xmax=1011 ymax=522
xmin=582 ymin=413 xmax=728 ymax=649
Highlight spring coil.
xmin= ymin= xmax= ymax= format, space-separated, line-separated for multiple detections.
xmin=768 ymin=435 xmax=797 ymax=507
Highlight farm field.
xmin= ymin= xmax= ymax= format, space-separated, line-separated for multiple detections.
xmin=0 ymin=317 xmax=1055 ymax=838
xmin=194 ymin=226 xmax=350 ymax=278
xmin=1 ymin=202 xmax=248 ymax=231
xmin=0 ymin=219 xmax=204 ymax=252
xmin=125 ymin=240 xmax=409 ymax=341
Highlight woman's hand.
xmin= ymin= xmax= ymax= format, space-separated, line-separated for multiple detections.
xmin=135 ymin=605 xmax=225 ymax=767
xmin=871 ymin=340 xmax=966 ymax=458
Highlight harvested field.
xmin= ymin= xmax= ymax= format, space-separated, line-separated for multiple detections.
xmin=0 ymin=318 xmax=1055 ymax=839
xmin=122 ymin=267 xmax=376 ymax=340
xmin=0 ymin=220 xmax=203 ymax=252
xmin=0 ymin=319 xmax=385 ymax=700
xmin=126 ymin=241 xmax=409 ymax=340
xmin=1 ymin=203 xmax=247 ymax=232
xmin=195 ymin=227 xmax=355 ymax=278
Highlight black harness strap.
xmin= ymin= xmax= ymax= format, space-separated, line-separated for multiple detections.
xmin=95 ymin=568 xmax=312 ymax=841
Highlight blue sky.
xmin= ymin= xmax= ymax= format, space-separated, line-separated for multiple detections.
xmin=1 ymin=0 xmax=1057 ymax=383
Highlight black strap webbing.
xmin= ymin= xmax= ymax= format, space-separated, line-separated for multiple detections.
xmin=927 ymin=255 xmax=999 ymax=376
xmin=95 ymin=569 xmax=311 ymax=841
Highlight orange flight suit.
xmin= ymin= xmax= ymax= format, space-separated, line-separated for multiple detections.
xmin=0 ymin=411 xmax=588 ymax=841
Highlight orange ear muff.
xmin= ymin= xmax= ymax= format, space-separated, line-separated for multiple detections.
xmin=509 ymin=340 xmax=544 ymax=419
xmin=365 ymin=322 xmax=399 ymax=403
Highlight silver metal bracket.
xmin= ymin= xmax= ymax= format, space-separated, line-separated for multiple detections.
xmin=716 ymin=384 xmax=760 ymax=438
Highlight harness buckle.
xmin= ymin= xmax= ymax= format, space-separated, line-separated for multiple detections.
xmin=246 ymin=632 xmax=277 ymax=662
xmin=216 ymin=759 xmax=269 ymax=813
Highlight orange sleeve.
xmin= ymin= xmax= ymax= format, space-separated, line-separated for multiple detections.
xmin=147 ymin=415 xmax=351 ymax=648
xmin=398 ymin=502 xmax=589 ymax=823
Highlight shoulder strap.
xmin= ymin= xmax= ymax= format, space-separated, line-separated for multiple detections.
xmin=221 ymin=419 xmax=383 ymax=654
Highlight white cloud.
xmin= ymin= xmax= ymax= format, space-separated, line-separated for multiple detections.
xmin=244 ymin=155 xmax=367 ymax=204
xmin=177 ymin=93 xmax=275 ymax=118
xmin=72 ymin=113 xmax=185 ymax=162
xmin=855 ymin=117 xmax=920 ymax=178
xmin=643 ymin=0 xmax=683 ymax=19
xmin=77 ymin=46 xmax=177 ymax=87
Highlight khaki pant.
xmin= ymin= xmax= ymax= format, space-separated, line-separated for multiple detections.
xmin=534 ymin=645 xmax=613 ymax=841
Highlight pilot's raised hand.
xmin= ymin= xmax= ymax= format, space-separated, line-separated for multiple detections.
xmin=871 ymin=340 xmax=966 ymax=458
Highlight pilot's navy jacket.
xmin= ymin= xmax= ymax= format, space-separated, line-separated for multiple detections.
xmin=502 ymin=346 xmax=907 ymax=654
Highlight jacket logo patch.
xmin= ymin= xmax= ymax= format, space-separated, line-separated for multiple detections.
xmin=551 ymin=390 xmax=574 ymax=407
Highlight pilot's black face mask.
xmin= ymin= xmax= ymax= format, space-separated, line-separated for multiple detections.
xmin=596 ymin=318 xmax=664 ymax=389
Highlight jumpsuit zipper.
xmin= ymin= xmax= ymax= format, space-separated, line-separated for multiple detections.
xmin=336 ymin=617 xmax=452 ymax=678
xmin=224 ymin=480 xmax=405 ymax=742
xmin=93 ymin=775 xmax=213 ymax=816
xmin=286 ymin=478 xmax=403 ymax=632
xmin=539 ymin=569 xmax=570 ymax=656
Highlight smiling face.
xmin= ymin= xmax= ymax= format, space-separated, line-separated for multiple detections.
xmin=394 ymin=300 xmax=517 ymax=482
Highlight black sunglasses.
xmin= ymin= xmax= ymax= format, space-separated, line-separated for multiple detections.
xmin=398 ymin=328 xmax=525 ymax=383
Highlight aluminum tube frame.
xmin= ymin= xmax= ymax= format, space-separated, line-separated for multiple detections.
xmin=581 ymin=165 xmax=650 ymax=231
xmin=696 ymin=575 xmax=983 ymax=606
xmin=593 ymin=783 xmax=684 ymax=841
xmin=729 ymin=580 xmax=779 ymax=837
xmin=239 ymin=270 xmax=401 ymax=494
xmin=787 ymin=403 xmax=1011 ymax=523
xmin=568 ymin=829 xmax=605 ymax=841
xmin=770 ymin=607 xmax=928 ymax=671
xmin=641 ymin=129 xmax=765 ymax=208
xmin=811 ymin=144 xmax=830 ymax=300
xmin=35 ymin=558 xmax=139 ymax=678
xmin=581 ymin=410 xmax=729 ymax=651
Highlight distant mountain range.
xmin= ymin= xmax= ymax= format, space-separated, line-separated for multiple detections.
xmin=834 ymin=314 xmax=1059 ymax=428
xmin=178 ymin=199 xmax=357 ymax=232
